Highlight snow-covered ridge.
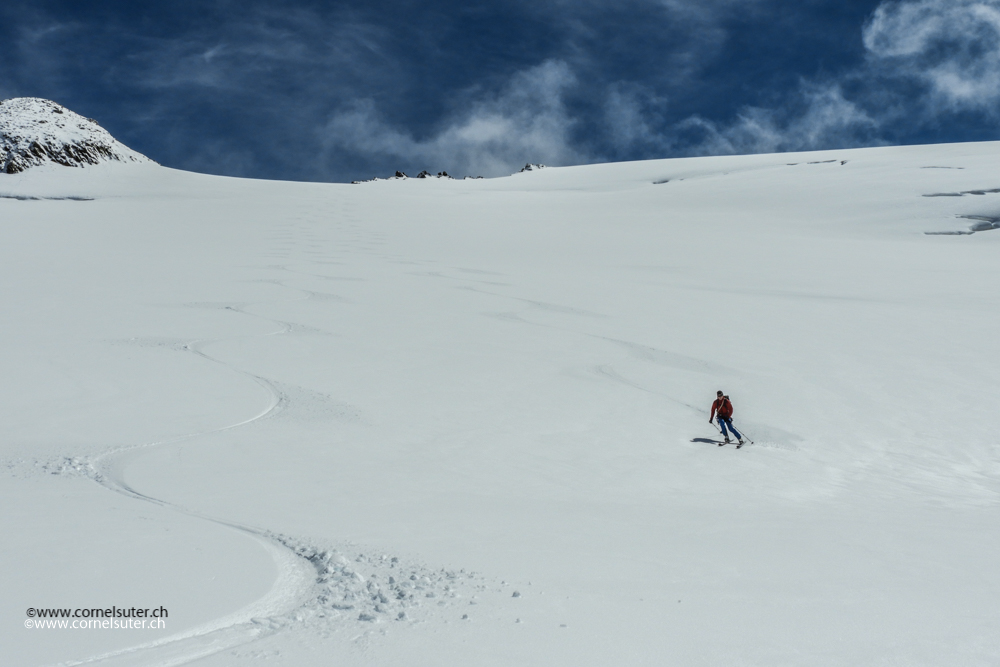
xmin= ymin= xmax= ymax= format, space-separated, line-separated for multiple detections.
xmin=0 ymin=97 xmax=153 ymax=174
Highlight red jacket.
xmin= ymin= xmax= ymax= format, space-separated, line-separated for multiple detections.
xmin=711 ymin=397 xmax=733 ymax=420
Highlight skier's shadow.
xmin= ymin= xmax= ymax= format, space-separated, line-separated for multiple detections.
xmin=690 ymin=438 xmax=721 ymax=445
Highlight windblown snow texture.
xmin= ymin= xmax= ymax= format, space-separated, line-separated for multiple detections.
xmin=0 ymin=98 xmax=152 ymax=174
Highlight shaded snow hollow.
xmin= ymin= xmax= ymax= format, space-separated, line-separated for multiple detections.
xmin=0 ymin=97 xmax=153 ymax=174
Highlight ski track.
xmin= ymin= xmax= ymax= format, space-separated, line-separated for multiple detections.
xmin=12 ymin=191 xmax=814 ymax=665
xmin=24 ymin=238 xmax=495 ymax=665
xmin=47 ymin=319 xmax=313 ymax=666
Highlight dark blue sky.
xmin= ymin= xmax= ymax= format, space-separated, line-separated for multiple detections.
xmin=2 ymin=0 xmax=997 ymax=181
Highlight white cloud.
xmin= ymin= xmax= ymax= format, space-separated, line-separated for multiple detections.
xmin=651 ymin=0 xmax=1000 ymax=157
xmin=863 ymin=0 xmax=1000 ymax=113
xmin=11 ymin=0 xmax=998 ymax=180
xmin=676 ymin=84 xmax=880 ymax=155
xmin=322 ymin=60 xmax=587 ymax=177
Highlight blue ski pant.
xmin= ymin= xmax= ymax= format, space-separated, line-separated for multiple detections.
xmin=717 ymin=417 xmax=742 ymax=440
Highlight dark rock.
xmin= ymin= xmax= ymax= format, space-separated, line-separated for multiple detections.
xmin=1 ymin=97 xmax=153 ymax=174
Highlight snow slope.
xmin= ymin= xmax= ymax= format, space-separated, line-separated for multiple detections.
xmin=1 ymin=139 xmax=999 ymax=666
xmin=1 ymin=98 xmax=152 ymax=174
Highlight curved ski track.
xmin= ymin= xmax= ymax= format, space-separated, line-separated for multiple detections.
xmin=51 ymin=204 xmax=495 ymax=666
xmin=62 ymin=320 xmax=320 ymax=667
xmin=52 ymin=202 xmax=365 ymax=665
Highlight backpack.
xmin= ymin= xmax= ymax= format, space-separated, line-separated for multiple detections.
xmin=718 ymin=397 xmax=733 ymax=419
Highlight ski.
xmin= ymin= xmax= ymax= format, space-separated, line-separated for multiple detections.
xmin=707 ymin=438 xmax=746 ymax=448
xmin=692 ymin=437 xmax=747 ymax=448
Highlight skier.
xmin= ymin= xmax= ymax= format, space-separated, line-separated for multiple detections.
xmin=709 ymin=390 xmax=744 ymax=446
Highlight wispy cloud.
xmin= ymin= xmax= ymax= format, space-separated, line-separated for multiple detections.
xmin=607 ymin=0 xmax=1000 ymax=157
xmin=863 ymin=0 xmax=1000 ymax=114
xmin=4 ymin=21 xmax=84 ymax=102
xmin=603 ymin=83 xmax=670 ymax=155
xmin=676 ymin=84 xmax=881 ymax=155
xmin=322 ymin=60 xmax=586 ymax=177
xmin=314 ymin=0 xmax=773 ymax=175
xmin=130 ymin=10 xmax=392 ymax=93
xmin=3 ymin=0 xmax=999 ymax=181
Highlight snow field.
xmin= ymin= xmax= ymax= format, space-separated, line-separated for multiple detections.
xmin=1 ymin=142 xmax=999 ymax=665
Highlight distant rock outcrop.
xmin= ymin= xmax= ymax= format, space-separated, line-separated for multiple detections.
xmin=352 ymin=169 xmax=483 ymax=184
xmin=0 ymin=97 xmax=154 ymax=174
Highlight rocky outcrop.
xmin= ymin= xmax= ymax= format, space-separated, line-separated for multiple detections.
xmin=0 ymin=97 xmax=154 ymax=174
xmin=352 ymin=170 xmax=483 ymax=184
